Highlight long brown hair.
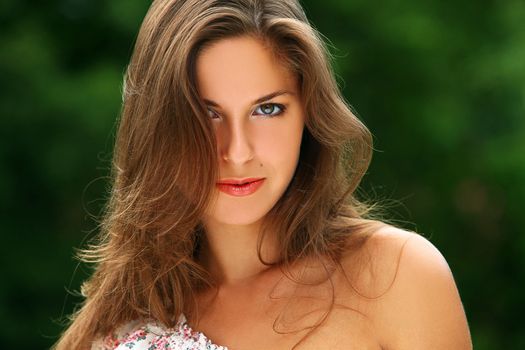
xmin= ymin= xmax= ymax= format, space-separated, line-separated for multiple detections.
xmin=54 ymin=0 xmax=385 ymax=348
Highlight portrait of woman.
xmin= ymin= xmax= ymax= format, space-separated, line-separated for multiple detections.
xmin=53 ymin=0 xmax=472 ymax=349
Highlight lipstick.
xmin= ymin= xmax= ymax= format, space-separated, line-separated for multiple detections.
xmin=216 ymin=178 xmax=265 ymax=196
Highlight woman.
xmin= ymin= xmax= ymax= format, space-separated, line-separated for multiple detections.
xmin=55 ymin=0 xmax=472 ymax=349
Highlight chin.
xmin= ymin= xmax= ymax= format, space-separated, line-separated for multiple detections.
xmin=203 ymin=182 xmax=286 ymax=227
xmin=211 ymin=206 xmax=268 ymax=226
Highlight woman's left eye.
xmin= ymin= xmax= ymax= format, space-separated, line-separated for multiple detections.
xmin=253 ymin=103 xmax=286 ymax=117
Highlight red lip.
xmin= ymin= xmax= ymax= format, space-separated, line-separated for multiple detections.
xmin=216 ymin=178 xmax=265 ymax=196
xmin=217 ymin=177 xmax=264 ymax=185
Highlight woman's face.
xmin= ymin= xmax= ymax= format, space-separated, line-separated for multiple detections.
xmin=196 ymin=35 xmax=305 ymax=226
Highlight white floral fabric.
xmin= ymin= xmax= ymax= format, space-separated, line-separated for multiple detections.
xmin=92 ymin=314 xmax=228 ymax=350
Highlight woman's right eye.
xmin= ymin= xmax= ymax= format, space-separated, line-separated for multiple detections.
xmin=207 ymin=108 xmax=219 ymax=119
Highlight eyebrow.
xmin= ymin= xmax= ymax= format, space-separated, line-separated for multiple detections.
xmin=203 ymin=90 xmax=294 ymax=108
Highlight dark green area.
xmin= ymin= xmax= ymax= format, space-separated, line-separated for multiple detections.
xmin=1 ymin=0 xmax=523 ymax=348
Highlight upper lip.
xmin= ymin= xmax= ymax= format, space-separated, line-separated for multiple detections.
xmin=217 ymin=177 xmax=264 ymax=185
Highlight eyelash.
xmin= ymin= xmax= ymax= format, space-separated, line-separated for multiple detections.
xmin=254 ymin=103 xmax=286 ymax=117
xmin=207 ymin=103 xmax=286 ymax=119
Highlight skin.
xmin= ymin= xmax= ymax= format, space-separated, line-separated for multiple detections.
xmin=194 ymin=35 xmax=472 ymax=350
xmin=196 ymin=35 xmax=304 ymax=286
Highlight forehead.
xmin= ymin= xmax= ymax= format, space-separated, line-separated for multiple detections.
xmin=195 ymin=36 xmax=297 ymax=102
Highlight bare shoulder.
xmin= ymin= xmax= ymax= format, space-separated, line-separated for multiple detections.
xmin=344 ymin=225 xmax=473 ymax=350
xmin=338 ymin=224 xmax=415 ymax=298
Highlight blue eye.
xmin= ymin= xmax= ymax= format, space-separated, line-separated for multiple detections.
xmin=253 ymin=103 xmax=286 ymax=117
xmin=206 ymin=103 xmax=286 ymax=120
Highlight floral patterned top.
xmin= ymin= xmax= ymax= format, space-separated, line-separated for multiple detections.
xmin=91 ymin=314 xmax=228 ymax=350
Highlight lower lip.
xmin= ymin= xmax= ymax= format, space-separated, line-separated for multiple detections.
xmin=216 ymin=179 xmax=265 ymax=196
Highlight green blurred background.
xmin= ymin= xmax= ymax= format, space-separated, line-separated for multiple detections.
xmin=1 ymin=0 xmax=524 ymax=348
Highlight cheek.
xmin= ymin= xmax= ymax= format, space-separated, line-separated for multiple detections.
xmin=255 ymin=120 xmax=303 ymax=170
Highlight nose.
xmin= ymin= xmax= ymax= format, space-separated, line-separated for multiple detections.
xmin=218 ymin=120 xmax=254 ymax=164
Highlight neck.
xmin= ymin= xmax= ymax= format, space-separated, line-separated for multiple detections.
xmin=198 ymin=217 xmax=281 ymax=287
